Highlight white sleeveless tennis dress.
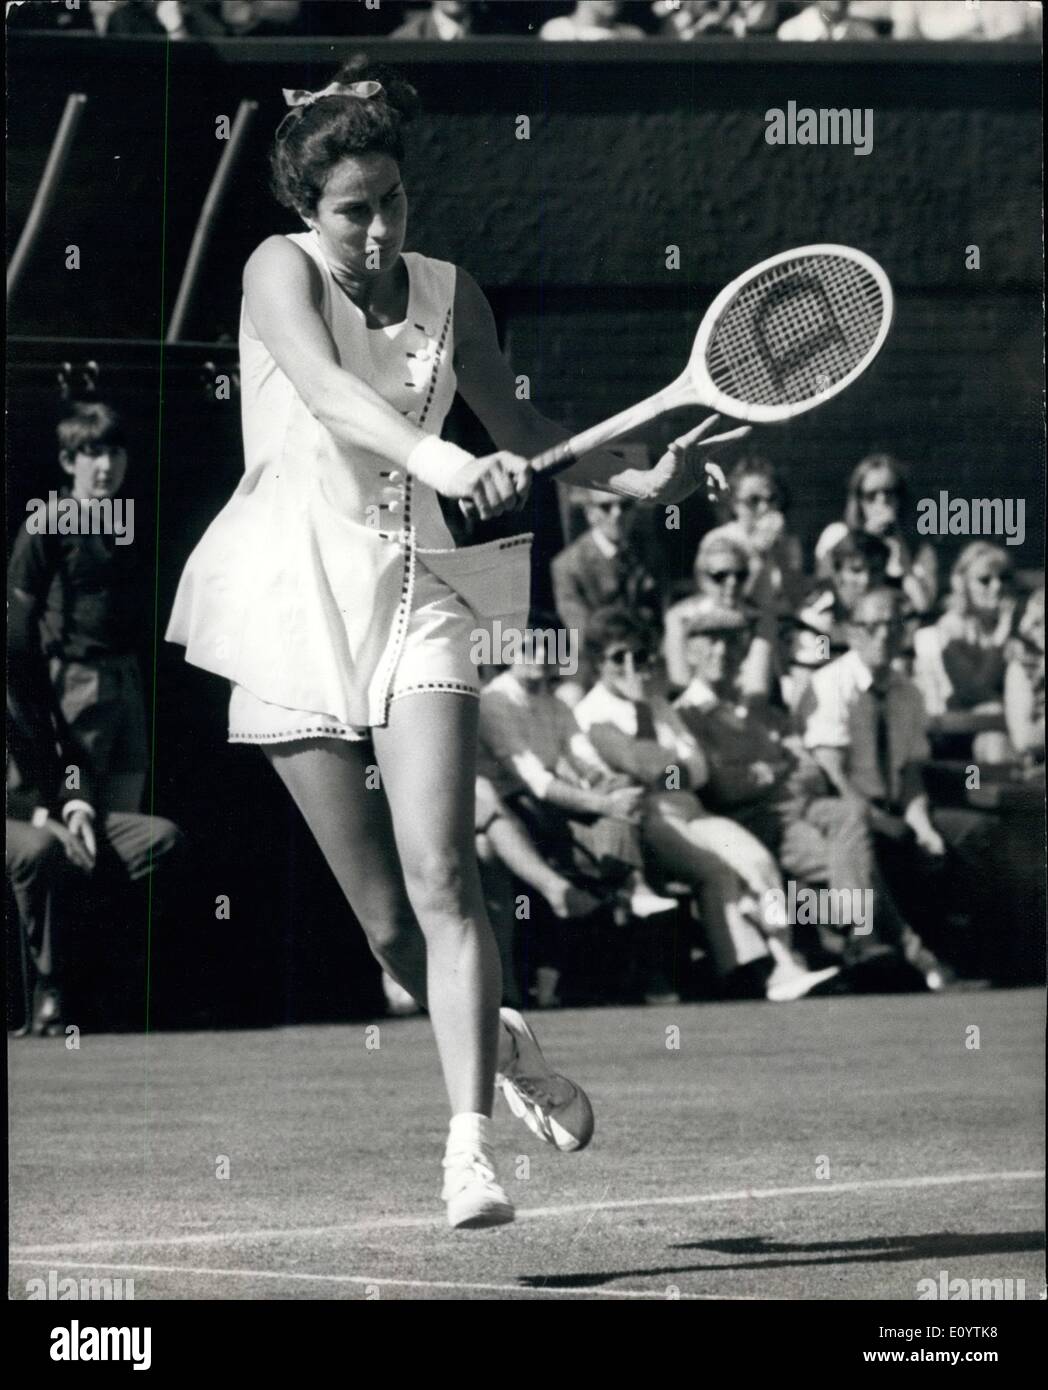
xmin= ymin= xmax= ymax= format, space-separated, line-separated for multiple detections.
xmin=165 ymin=232 xmax=532 ymax=743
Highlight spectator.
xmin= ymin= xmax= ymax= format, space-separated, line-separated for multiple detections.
xmin=219 ymin=1 xmax=302 ymax=36
xmin=701 ymin=454 xmax=806 ymax=615
xmin=815 ymin=453 xmax=938 ymax=614
xmin=392 ymin=1 xmax=477 ymax=39
xmin=8 ymin=403 xmax=149 ymax=815
xmin=652 ymin=0 xmax=778 ymax=38
xmin=96 ymin=1 xmax=226 ymax=38
xmin=479 ymin=628 xmax=674 ymax=911
xmin=664 ymin=531 xmax=777 ymax=697
xmin=6 ymin=682 xmax=182 ymax=1036
xmin=800 ymin=585 xmax=998 ymax=986
xmin=777 ymin=0 xmax=877 ymax=39
xmin=540 ymin=1 xmax=646 ymax=40
xmin=677 ymin=596 xmax=943 ymax=984
xmin=891 ymin=1 xmax=1040 ymax=41
xmin=913 ymin=542 xmax=1016 ymax=760
xmin=574 ymin=608 xmax=840 ymax=1000
xmin=479 ymin=626 xmax=677 ymax=1004
xmin=551 ymin=487 xmax=662 ymax=701
xmin=1005 ymin=587 xmax=1045 ymax=765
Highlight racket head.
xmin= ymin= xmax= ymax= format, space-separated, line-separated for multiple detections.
xmin=687 ymin=245 xmax=894 ymax=424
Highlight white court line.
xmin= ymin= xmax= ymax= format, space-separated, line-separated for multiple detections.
xmin=8 ymin=1258 xmax=753 ymax=1300
xmin=10 ymin=1169 xmax=1042 ymax=1257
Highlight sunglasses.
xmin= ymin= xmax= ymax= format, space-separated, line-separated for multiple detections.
xmin=736 ymin=493 xmax=776 ymax=510
xmin=860 ymin=486 xmax=899 ymax=501
xmin=704 ymin=568 xmax=748 ymax=584
xmin=971 ymin=572 xmax=1006 ymax=588
xmin=604 ymin=647 xmax=652 ymax=668
xmin=591 ymin=499 xmax=629 ymax=513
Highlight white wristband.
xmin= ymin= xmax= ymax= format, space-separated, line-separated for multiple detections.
xmin=405 ymin=435 xmax=474 ymax=492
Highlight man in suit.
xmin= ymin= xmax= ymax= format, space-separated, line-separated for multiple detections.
xmin=552 ymin=488 xmax=662 ymax=700
xmin=6 ymin=668 xmax=183 ymax=1036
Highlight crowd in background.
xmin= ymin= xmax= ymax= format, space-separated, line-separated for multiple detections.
xmin=7 ymin=1 xmax=1043 ymax=43
xmin=7 ymin=400 xmax=1044 ymax=1033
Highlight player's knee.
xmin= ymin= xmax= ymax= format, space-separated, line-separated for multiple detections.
xmin=402 ymin=848 xmax=469 ymax=924
xmin=363 ymin=904 xmax=416 ymax=958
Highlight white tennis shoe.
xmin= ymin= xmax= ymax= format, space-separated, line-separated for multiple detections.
xmin=441 ymin=1145 xmax=515 ymax=1230
xmin=496 ymin=1007 xmax=595 ymax=1153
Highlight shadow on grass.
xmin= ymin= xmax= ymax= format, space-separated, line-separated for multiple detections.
xmin=517 ymin=1230 xmax=1044 ymax=1289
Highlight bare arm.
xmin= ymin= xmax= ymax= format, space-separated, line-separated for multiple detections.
xmin=243 ymin=239 xmax=526 ymax=514
xmin=453 ymin=268 xmax=748 ymax=505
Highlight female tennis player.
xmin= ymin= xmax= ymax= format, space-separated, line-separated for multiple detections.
xmin=167 ymin=57 xmax=746 ymax=1229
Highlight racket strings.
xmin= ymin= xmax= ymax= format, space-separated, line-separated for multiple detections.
xmin=705 ymin=254 xmax=886 ymax=408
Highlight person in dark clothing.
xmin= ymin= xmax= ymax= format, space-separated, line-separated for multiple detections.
xmin=6 ymin=674 xmax=182 ymax=1036
xmin=8 ymin=402 xmax=149 ymax=815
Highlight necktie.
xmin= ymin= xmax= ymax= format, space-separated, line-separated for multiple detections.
xmin=871 ymin=683 xmax=894 ymax=806
xmin=634 ymin=701 xmax=658 ymax=741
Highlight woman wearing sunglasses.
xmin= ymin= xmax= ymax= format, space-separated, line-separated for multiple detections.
xmin=815 ymin=453 xmax=938 ymax=615
xmin=913 ymin=542 xmax=1017 ymax=761
xmin=663 ymin=532 xmax=777 ymax=699
xmin=699 ymin=455 xmax=806 ymax=614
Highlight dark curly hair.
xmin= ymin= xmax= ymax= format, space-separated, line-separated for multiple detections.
xmin=269 ymin=55 xmax=420 ymax=217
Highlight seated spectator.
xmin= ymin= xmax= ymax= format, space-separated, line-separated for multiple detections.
xmin=574 ymin=608 xmax=840 ymax=1000
xmin=913 ymin=542 xmax=1016 ymax=760
xmin=392 ymin=1 xmax=477 ymax=39
xmin=219 ymin=1 xmax=303 ymax=36
xmin=541 ymin=1 xmax=645 ymax=40
xmin=479 ymin=625 xmax=678 ymax=1004
xmin=664 ymin=531 xmax=777 ymax=698
xmin=94 ymin=1 xmax=226 ymax=39
xmin=551 ymin=487 xmax=662 ymax=701
xmin=700 ymin=454 xmax=807 ymax=615
xmin=777 ymin=0 xmax=877 ymax=39
xmin=9 ymin=403 xmax=149 ymax=815
xmin=479 ymin=628 xmax=672 ymax=906
xmin=784 ymin=530 xmax=891 ymax=709
xmin=677 ymin=596 xmax=947 ymax=985
xmin=891 ymin=1 xmax=1040 ymax=41
xmin=7 ymin=682 xmax=182 ymax=1036
xmin=1005 ymin=587 xmax=1045 ymax=766
xmin=816 ymin=453 xmax=938 ymax=614
xmin=651 ymin=0 xmax=778 ymax=37
xmin=800 ymin=586 xmax=1000 ymax=986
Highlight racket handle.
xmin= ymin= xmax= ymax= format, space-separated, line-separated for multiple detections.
xmin=530 ymin=438 xmax=579 ymax=476
xmin=527 ymin=379 xmax=690 ymax=478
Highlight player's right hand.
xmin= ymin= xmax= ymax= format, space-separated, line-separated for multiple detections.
xmin=444 ymin=451 xmax=532 ymax=520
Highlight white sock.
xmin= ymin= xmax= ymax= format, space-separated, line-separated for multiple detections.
xmin=447 ymin=1111 xmax=492 ymax=1153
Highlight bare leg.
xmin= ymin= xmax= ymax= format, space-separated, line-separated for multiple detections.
xmin=373 ymin=693 xmax=502 ymax=1117
xmin=265 ymin=739 xmax=430 ymax=1007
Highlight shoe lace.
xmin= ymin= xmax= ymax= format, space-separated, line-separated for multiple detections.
xmin=443 ymin=1149 xmax=497 ymax=1184
xmin=509 ymin=1074 xmax=560 ymax=1109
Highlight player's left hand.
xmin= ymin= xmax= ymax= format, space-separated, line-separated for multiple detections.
xmin=644 ymin=414 xmax=751 ymax=507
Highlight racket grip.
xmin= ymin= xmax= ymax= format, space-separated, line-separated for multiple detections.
xmin=529 ymin=438 xmax=578 ymax=477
